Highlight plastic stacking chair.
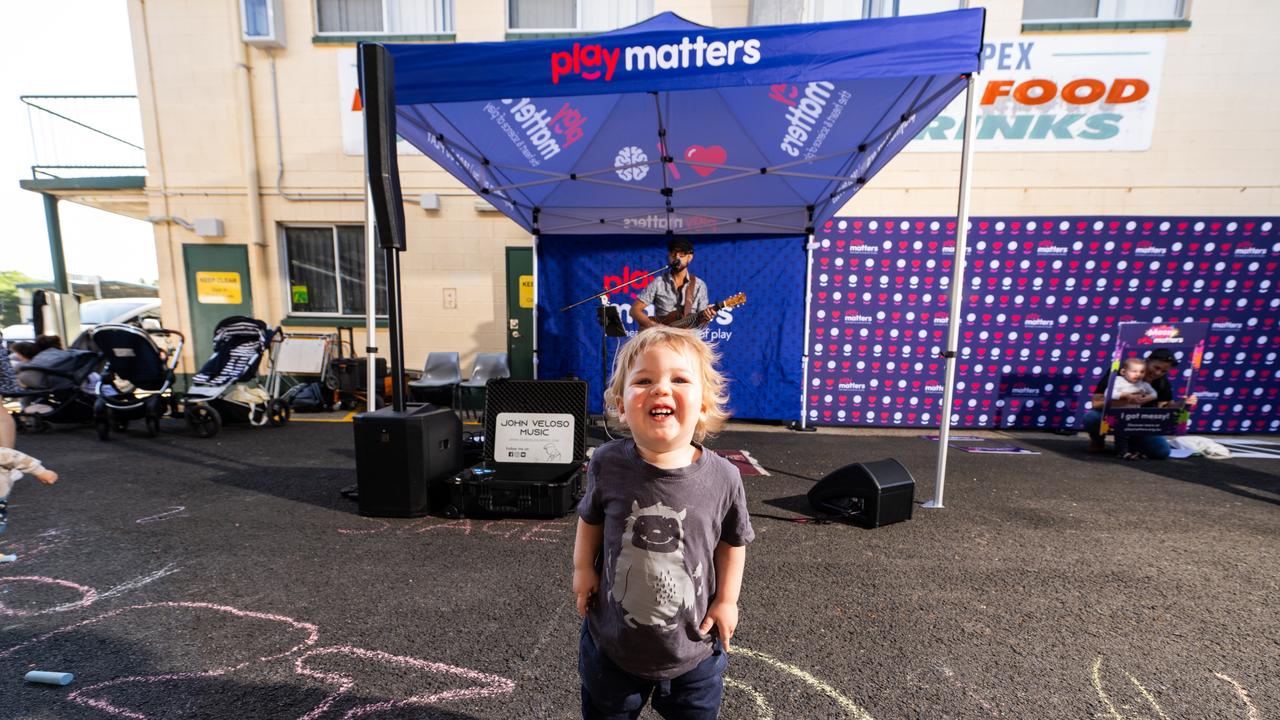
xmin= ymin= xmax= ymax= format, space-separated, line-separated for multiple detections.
xmin=459 ymin=352 xmax=510 ymax=420
xmin=408 ymin=352 xmax=462 ymax=407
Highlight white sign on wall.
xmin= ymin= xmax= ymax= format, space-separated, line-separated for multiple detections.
xmin=338 ymin=48 xmax=423 ymax=156
xmin=906 ymin=36 xmax=1165 ymax=152
xmin=493 ymin=412 xmax=576 ymax=464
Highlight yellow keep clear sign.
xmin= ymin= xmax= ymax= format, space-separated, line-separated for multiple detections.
xmin=196 ymin=271 xmax=243 ymax=305
xmin=519 ymin=275 xmax=534 ymax=308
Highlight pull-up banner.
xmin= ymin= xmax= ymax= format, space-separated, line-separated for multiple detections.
xmin=537 ymin=234 xmax=805 ymax=420
xmin=807 ymin=217 xmax=1280 ymax=434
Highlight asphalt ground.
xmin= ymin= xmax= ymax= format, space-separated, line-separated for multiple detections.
xmin=1 ymin=416 xmax=1277 ymax=719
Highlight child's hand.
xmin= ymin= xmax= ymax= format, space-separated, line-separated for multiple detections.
xmin=698 ymin=600 xmax=739 ymax=652
xmin=572 ymin=567 xmax=599 ymax=618
xmin=34 ymin=468 xmax=58 ymax=485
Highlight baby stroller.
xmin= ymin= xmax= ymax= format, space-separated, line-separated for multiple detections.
xmin=183 ymin=316 xmax=289 ymax=438
xmin=89 ymin=324 xmax=184 ymax=441
xmin=5 ymin=348 xmax=101 ymax=433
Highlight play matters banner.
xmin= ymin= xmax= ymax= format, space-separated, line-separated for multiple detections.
xmin=807 ymin=217 xmax=1280 ymax=433
xmin=538 ymin=234 xmax=805 ymax=420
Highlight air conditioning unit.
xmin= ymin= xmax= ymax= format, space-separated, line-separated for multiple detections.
xmin=241 ymin=0 xmax=285 ymax=49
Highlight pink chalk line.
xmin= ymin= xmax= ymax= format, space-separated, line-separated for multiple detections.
xmin=0 ymin=601 xmax=319 ymax=720
xmin=0 ymin=576 xmax=98 ymax=617
xmin=295 ymin=646 xmax=516 ymax=720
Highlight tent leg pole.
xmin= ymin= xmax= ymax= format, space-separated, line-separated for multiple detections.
xmin=532 ymin=234 xmax=539 ymax=380
xmin=792 ymin=233 xmax=817 ymax=432
xmin=926 ymin=72 xmax=978 ymax=510
xmin=364 ymin=180 xmax=378 ymax=414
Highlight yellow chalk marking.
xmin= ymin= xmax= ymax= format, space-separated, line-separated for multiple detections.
xmin=1214 ymin=672 xmax=1261 ymax=720
xmin=724 ymin=676 xmax=773 ymax=720
xmin=1124 ymin=670 xmax=1170 ymax=720
xmin=734 ymin=646 xmax=877 ymax=720
xmin=291 ymin=411 xmax=357 ymax=423
xmin=1090 ymin=657 xmax=1125 ymax=720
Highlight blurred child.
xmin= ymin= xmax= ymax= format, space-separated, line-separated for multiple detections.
xmin=0 ymin=447 xmax=59 ymax=563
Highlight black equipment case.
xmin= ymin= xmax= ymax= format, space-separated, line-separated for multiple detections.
xmin=431 ymin=379 xmax=588 ymax=518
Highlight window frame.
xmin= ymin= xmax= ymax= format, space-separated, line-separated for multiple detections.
xmin=1020 ymin=0 xmax=1188 ymax=24
xmin=279 ymin=223 xmax=388 ymax=320
xmin=800 ymin=0 xmax=962 ymax=24
xmin=313 ymin=0 xmax=455 ymax=38
xmin=506 ymin=0 xmax=582 ymax=35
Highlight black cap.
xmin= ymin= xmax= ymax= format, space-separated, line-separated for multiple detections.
xmin=1144 ymin=348 xmax=1180 ymax=366
xmin=668 ymin=238 xmax=694 ymax=254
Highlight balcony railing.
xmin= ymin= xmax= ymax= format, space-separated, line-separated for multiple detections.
xmin=21 ymin=95 xmax=146 ymax=180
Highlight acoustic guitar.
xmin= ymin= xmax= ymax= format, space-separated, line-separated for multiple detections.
xmin=656 ymin=292 xmax=746 ymax=329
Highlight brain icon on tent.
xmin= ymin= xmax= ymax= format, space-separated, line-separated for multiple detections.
xmin=614 ymin=146 xmax=649 ymax=182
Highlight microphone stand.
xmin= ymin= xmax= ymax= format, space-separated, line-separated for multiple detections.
xmin=560 ymin=262 xmax=677 ymax=426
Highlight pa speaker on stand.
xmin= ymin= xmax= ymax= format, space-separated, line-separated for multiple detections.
xmin=807 ymin=458 xmax=915 ymax=528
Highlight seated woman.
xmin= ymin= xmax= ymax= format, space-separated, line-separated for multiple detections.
xmin=1082 ymin=348 xmax=1196 ymax=460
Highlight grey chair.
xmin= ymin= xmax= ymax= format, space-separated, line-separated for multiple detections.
xmin=459 ymin=352 xmax=510 ymax=418
xmin=408 ymin=352 xmax=462 ymax=407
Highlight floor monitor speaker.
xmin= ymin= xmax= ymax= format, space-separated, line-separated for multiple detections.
xmin=354 ymin=403 xmax=461 ymax=517
xmin=807 ymin=458 xmax=915 ymax=528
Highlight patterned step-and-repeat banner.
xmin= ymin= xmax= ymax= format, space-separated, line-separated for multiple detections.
xmin=807 ymin=217 xmax=1280 ymax=433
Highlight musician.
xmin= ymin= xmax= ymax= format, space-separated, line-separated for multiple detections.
xmin=632 ymin=239 xmax=717 ymax=329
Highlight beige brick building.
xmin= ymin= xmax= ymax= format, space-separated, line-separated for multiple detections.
xmin=94 ymin=0 xmax=1277 ymax=374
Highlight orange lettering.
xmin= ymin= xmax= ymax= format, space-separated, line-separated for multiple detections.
xmin=1012 ymin=79 xmax=1057 ymax=106
xmin=981 ymin=79 xmax=1014 ymax=105
xmin=1106 ymin=78 xmax=1149 ymax=104
xmin=1062 ymin=78 xmax=1106 ymax=104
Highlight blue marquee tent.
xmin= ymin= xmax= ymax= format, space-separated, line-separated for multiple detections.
xmin=384 ymin=9 xmax=984 ymax=236
xmin=371 ymin=9 xmax=987 ymax=506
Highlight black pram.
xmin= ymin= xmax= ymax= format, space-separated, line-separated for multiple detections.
xmin=183 ymin=316 xmax=288 ymax=438
xmin=89 ymin=324 xmax=184 ymax=440
xmin=4 ymin=347 xmax=101 ymax=433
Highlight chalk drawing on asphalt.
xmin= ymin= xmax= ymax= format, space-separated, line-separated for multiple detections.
xmin=1214 ymin=672 xmax=1262 ymax=720
xmin=135 ymin=506 xmax=188 ymax=524
xmin=295 ymin=646 xmax=516 ymax=720
xmin=0 ymin=588 xmax=515 ymax=720
xmin=338 ymin=516 xmax=573 ymax=543
xmin=732 ymin=645 xmax=877 ymax=720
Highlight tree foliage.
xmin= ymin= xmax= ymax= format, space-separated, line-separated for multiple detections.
xmin=0 ymin=270 xmax=36 ymax=326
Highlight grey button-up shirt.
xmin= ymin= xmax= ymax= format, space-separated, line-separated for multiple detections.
xmin=635 ymin=272 xmax=708 ymax=319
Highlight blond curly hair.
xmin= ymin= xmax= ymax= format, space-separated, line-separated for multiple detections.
xmin=603 ymin=325 xmax=730 ymax=443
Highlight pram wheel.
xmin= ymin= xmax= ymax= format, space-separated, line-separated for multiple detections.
xmin=144 ymin=397 xmax=163 ymax=438
xmin=267 ymin=399 xmax=291 ymax=427
xmin=185 ymin=404 xmax=222 ymax=438
xmin=96 ymin=415 xmax=111 ymax=441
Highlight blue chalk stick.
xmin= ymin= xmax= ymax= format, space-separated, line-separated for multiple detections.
xmin=25 ymin=670 xmax=74 ymax=686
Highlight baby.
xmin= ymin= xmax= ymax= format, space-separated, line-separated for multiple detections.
xmin=1110 ymin=357 xmax=1156 ymax=408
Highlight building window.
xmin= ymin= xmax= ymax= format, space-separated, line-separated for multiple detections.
xmin=316 ymin=0 xmax=454 ymax=35
xmin=507 ymin=0 xmax=653 ymax=33
xmin=751 ymin=0 xmax=959 ymax=25
xmin=1022 ymin=0 xmax=1186 ymax=22
xmin=283 ymin=225 xmax=387 ymax=317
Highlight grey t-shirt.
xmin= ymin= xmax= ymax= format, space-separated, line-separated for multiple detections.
xmin=635 ymin=272 xmax=709 ymax=319
xmin=579 ymin=438 xmax=754 ymax=680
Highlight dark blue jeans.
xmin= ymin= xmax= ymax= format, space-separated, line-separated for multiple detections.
xmin=1082 ymin=409 xmax=1171 ymax=459
xmin=579 ymin=622 xmax=728 ymax=720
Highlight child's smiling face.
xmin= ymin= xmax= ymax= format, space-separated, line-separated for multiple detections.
xmin=620 ymin=344 xmax=705 ymax=456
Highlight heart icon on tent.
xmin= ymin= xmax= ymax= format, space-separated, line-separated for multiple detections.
xmin=685 ymin=145 xmax=726 ymax=177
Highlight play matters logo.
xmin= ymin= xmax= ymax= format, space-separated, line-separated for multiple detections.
xmin=550 ymin=36 xmax=762 ymax=85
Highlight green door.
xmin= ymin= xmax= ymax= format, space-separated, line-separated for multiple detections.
xmin=505 ymin=247 xmax=534 ymax=379
xmin=183 ymin=244 xmax=254 ymax=367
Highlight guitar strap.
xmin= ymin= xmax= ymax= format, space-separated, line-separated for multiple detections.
xmin=682 ymin=272 xmax=696 ymax=320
